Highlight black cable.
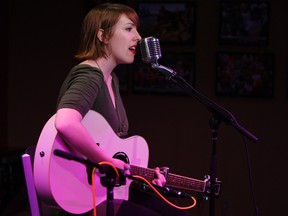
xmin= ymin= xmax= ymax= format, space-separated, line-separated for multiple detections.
xmin=243 ymin=136 xmax=259 ymax=215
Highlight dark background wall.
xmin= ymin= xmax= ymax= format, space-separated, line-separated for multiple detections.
xmin=1 ymin=0 xmax=287 ymax=215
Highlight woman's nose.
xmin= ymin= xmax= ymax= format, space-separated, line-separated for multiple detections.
xmin=135 ymin=30 xmax=142 ymax=41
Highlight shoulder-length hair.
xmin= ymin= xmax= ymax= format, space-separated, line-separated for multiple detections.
xmin=75 ymin=3 xmax=139 ymax=60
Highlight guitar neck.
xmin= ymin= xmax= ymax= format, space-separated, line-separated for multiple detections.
xmin=166 ymin=173 xmax=206 ymax=193
xmin=130 ymin=165 xmax=206 ymax=193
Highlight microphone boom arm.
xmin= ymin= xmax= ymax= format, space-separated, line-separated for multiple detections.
xmin=152 ymin=63 xmax=177 ymax=78
xmin=151 ymin=63 xmax=258 ymax=143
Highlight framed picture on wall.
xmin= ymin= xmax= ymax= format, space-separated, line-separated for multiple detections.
xmin=219 ymin=1 xmax=269 ymax=45
xmin=216 ymin=52 xmax=274 ymax=97
xmin=133 ymin=52 xmax=195 ymax=94
xmin=138 ymin=1 xmax=196 ymax=44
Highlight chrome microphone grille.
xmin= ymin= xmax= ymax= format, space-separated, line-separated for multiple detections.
xmin=139 ymin=37 xmax=162 ymax=64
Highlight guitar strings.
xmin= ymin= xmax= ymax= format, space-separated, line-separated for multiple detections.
xmin=131 ymin=165 xmax=206 ymax=192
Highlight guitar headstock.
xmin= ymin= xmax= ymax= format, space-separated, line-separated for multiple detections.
xmin=204 ymin=175 xmax=222 ymax=197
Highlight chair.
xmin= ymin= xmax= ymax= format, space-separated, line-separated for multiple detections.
xmin=21 ymin=146 xmax=41 ymax=216
xmin=22 ymin=146 xmax=69 ymax=216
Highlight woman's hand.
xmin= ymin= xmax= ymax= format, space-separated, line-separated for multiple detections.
xmin=152 ymin=167 xmax=166 ymax=186
xmin=111 ymin=161 xmax=166 ymax=186
xmin=112 ymin=158 xmax=130 ymax=175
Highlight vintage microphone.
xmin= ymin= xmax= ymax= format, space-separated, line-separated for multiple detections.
xmin=139 ymin=37 xmax=177 ymax=78
xmin=139 ymin=36 xmax=161 ymax=64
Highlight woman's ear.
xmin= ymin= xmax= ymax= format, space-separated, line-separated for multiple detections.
xmin=97 ymin=29 xmax=108 ymax=44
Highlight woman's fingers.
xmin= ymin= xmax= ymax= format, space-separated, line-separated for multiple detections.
xmin=152 ymin=167 xmax=166 ymax=186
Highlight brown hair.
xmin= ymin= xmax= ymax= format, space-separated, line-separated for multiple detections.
xmin=75 ymin=3 xmax=139 ymax=60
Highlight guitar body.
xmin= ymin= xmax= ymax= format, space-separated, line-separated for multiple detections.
xmin=33 ymin=110 xmax=149 ymax=214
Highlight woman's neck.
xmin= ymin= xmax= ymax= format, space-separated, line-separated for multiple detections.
xmin=81 ymin=58 xmax=116 ymax=82
xmin=94 ymin=58 xmax=116 ymax=82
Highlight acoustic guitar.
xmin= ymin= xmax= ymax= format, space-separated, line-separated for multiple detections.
xmin=34 ymin=110 xmax=210 ymax=214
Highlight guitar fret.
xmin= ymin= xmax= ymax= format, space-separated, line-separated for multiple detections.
xmin=167 ymin=173 xmax=206 ymax=192
xmin=130 ymin=165 xmax=155 ymax=181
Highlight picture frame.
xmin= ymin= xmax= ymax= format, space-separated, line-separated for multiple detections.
xmin=138 ymin=1 xmax=196 ymax=44
xmin=132 ymin=52 xmax=195 ymax=94
xmin=219 ymin=1 xmax=269 ymax=45
xmin=216 ymin=52 xmax=274 ymax=97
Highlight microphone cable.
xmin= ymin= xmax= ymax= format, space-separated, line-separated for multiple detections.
xmin=131 ymin=175 xmax=197 ymax=210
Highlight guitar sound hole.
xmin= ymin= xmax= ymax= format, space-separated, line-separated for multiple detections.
xmin=113 ymin=152 xmax=130 ymax=164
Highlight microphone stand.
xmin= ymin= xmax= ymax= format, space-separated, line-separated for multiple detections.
xmin=151 ymin=63 xmax=258 ymax=216
xmin=53 ymin=149 xmax=119 ymax=216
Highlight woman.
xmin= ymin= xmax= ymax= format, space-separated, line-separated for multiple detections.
xmin=55 ymin=3 xmax=188 ymax=216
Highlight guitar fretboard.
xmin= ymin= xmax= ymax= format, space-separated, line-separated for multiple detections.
xmin=130 ymin=165 xmax=206 ymax=193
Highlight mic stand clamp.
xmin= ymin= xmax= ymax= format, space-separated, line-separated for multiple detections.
xmin=99 ymin=165 xmax=118 ymax=216
xmin=152 ymin=63 xmax=177 ymax=78
xmin=99 ymin=165 xmax=117 ymax=199
xmin=99 ymin=166 xmax=126 ymax=208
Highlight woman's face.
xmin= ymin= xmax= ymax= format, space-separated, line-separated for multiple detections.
xmin=108 ymin=14 xmax=141 ymax=65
